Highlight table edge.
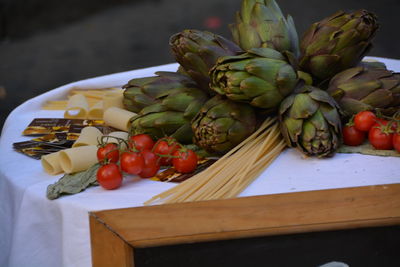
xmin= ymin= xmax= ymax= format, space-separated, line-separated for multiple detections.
xmin=90 ymin=183 xmax=400 ymax=248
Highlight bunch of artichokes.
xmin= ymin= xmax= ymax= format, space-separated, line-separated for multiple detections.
xmin=121 ymin=0 xmax=399 ymax=158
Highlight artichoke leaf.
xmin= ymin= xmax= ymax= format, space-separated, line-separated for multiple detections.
xmin=301 ymin=120 xmax=317 ymax=143
xmin=319 ymin=103 xmax=342 ymax=132
xmin=245 ymin=58 xmax=284 ymax=83
xmin=240 ymin=76 xmax=274 ymax=98
xmin=362 ymin=89 xmax=395 ymax=107
xmin=338 ymin=80 xmax=381 ymax=99
xmin=289 ymin=93 xmax=319 ymax=119
xmin=309 ymin=54 xmax=341 ymax=80
xmin=252 ymin=89 xmax=283 ymax=109
xmin=238 ymin=23 xmax=262 ymax=50
xmin=283 ymin=117 xmax=302 ymax=144
xmin=248 ymin=47 xmax=286 ymax=60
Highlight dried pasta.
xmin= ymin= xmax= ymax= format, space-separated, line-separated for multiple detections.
xmin=103 ymin=107 xmax=136 ymax=132
xmin=42 ymin=87 xmax=123 ymax=112
xmin=64 ymin=94 xmax=89 ymax=119
xmin=72 ymin=126 xmax=103 ymax=147
xmin=103 ymin=90 xmax=124 ymax=110
xmin=59 ymin=145 xmax=98 ymax=174
xmin=144 ymin=117 xmax=286 ymax=205
xmin=88 ymin=101 xmax=104 ymax=120
xmin=41 ymin=152 xmax=63 ymax=175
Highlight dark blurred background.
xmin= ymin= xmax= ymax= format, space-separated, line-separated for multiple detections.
xmin=1 ymin=0 xmax=399 ymax=130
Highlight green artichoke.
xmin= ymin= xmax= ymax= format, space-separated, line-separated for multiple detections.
xmin=192 ymin=95 xmax=256 ymax=154
xmin=127 ymin=73 xmax=209 ymax=144
xmin=327 ymin=65 xmax=400 ymax=116
xmin=123 ymin=71 xmax=198 ymax=113
xmin=209 ymin=47 xmax=298 ymax=112
xmin=279 ymin=85 xmax=342 ymax=157
xmin=169 ymin=30 xmax=242 ymax=94
xmin=299 ymin=10 xmax=379 ymax=82
xmin=230 ymin=0 xmax=300 ymax=58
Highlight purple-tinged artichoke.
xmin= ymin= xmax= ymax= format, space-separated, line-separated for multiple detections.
xmin=192 ymin=95 xmax=256 ymax=154
xmin=230 ymin=0 xmax=300 ymax=58
xmin=327 ymin=65 xmax=400 ymax=116
xmin=124 ymin=72 xmax=209 ymax=143
xmin=123 ymin=71 xmax=198 ymax=113
xmin=299 ymin=10 xmax=379 ymax=82
xmin=209 ymin=47 xmax=298 ymax=113
xmin=279 ymin=85 xmax=342 ymax=157
xmin=169 ymin=30 xmax=242 ymax=95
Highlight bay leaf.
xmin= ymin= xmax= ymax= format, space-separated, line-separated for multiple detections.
xmin=338 ymin=143 xmax=400 ymax=157
xmin=47 ymin=163 xmax=99 ymax=200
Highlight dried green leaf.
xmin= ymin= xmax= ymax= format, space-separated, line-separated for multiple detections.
xmin=46 ymin=163 xmax=100 ymax=200
xmin=338 ymin=143 xmax=400 ymax=157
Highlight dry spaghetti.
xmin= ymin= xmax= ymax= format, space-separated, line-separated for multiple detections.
xmin=144 ymin=117 xmax=286 ymax=205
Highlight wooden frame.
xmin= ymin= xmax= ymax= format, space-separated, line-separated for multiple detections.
xmin=89 ymin=183 xmax=400 ymax=267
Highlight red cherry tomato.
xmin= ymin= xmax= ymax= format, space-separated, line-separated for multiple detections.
xmin=139 ymin=150 xmax=160 ymax=178
xmin=368 ymin=123 xmax=393 ymax=150
xmin=393 ymin=133 xmax=400 ymax=153
xmin=97 ymin=143 xmax=119 ymax=163
xmin=172 ymin=149 xmax=198 ymax=173
xmin=343 ymin=125 xmax=366 ymax=146
xmin=153 ymin=138 xmax=180 ymax=166
xmin=354 ymin=111 xmax=377 ymax=132
xmin=129 ymin=134 xmax=154 ymax=151
xmin=96 ymin=163 xmax=122 ymax=190
xmin=120 ymin=151 xmax=144 ymax=175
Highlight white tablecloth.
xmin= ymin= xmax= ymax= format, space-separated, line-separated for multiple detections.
xmin=1 ymin=58 xmax=399 ymax=267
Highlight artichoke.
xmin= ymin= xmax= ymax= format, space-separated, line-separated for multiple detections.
xmin=169 ymin=29 xmax=242 ymax=94
xmin=123 ymin=71 xmax=198 ymax=113
xmin=209 ymin=47 xmax=298 ymax=112
xmin=127 ymin=73 xmax=209 ymax=144
xmin=279 ymin=85 xmax=342 ymax=157
xmin=327 ymin=65 xmax=400 ymax=116
xmin=192 ymin=95 xmax=256 ymax=154
xmin=230 ymin=0 xmax=300 ymax=58
xmin=299 ymin=10 xmax=379 ymax=82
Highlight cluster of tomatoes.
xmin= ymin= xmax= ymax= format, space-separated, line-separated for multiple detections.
xmin=95 ymin=134 xmax=198 ymax=190
xmin=343 ymin=110 xmax=400 ymax=152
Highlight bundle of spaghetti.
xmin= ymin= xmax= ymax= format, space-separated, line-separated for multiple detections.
xmin=42 ymin=87 xmax=122 ymax=110
xmin=144 ymin=117 xmax=286 ymax=205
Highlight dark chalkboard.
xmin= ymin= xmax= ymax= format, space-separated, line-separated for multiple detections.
xmin=134 ymin=226 xmax=400 ymax=267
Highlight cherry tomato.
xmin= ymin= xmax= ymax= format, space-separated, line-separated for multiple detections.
xmin=368 ymin=124 xmax=393 ymax=150
xmin=354 ymin=111 xmax=377 ymax=132
xmin=172 ymin=149 xmax=198 ymax=173
xmin=96 ymin=163 xmax=122 ymax=190
xmin=139 ymin=149 xmax=160 ymax=178
xmin=120 ymin=151 xmax=144 ymax=175
xmin=129 ymin=134 xmax=154 ymax=151
xmin=393 ymin=133 xmax=400 ymax=153
xmin=153 ymin=138 xmax=180 ymax=166
xmin=343 ymin=125 xmax=366 ymax=146
xmin=97 ymin=143 xmax=119 ymax=163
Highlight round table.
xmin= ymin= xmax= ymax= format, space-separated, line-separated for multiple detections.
xmin=1 ymin=58 xmax=399 ymax=267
